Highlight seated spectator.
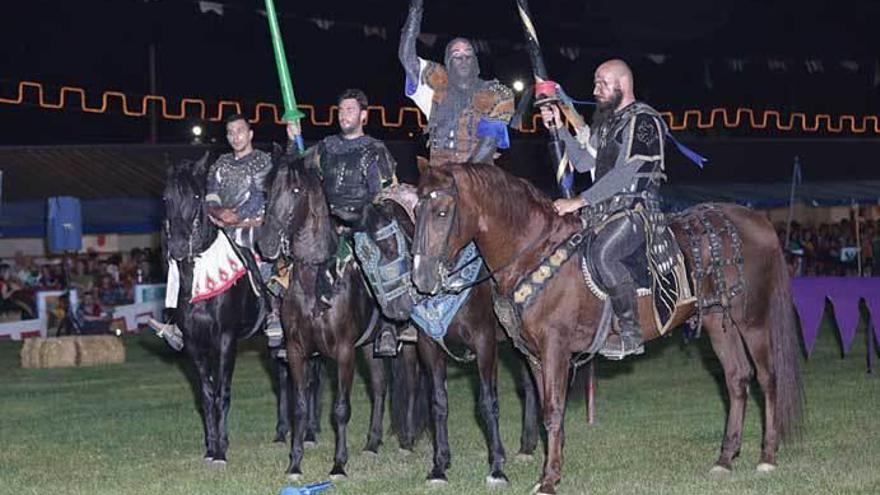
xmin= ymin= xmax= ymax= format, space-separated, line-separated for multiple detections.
xmin=97 ymin=274 xmax=126 ymax=306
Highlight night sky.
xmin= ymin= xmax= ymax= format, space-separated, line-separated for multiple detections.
xmin=1 ymin=0 xmax=877 ymax=146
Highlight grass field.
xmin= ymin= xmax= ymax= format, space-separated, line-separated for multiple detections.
xmin=1 ymin=326 xmax=878 ymax=495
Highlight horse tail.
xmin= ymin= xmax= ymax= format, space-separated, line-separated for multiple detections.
xmin=389 ymin=344 xmax=430 ymax=445
xmin=770 ymin=250 xmax=806 ymax=443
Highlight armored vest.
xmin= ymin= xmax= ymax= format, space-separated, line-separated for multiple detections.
xmin=316 ymin=135 xmax=395 ymax=222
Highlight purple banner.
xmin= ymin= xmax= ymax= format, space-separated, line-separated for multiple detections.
xmin=791 ymin=277 xmax=880 ymax=356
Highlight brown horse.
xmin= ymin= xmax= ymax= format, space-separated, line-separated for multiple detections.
xmin=411 ymin=163 xmax=804 ymax=494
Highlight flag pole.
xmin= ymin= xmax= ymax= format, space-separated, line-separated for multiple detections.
xmin=784 ymin=156 xmax=800 ymax=250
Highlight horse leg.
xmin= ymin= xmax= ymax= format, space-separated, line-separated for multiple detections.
xmin=475 ymin=338 xmax=508 ymax=486
xmin=361 ymin=345 xmax=386 ymax=455
xmin=739 ymin=325 xmax=778 ymax=470
xmin=329 ymin=346 xmax=355 ymax=480
xmin=285 ymin=347 xmax=309 ymax=481
xmin=419 ymin=339 xmax=450 ymax=484
xmin=212 ymin=331 xmax=237 ymax=465
xmin=305 ymin=357 xmax=323 ymax=446
xmin=703 ymin=314 xmax=753 ymax=474
xmin=517 ymin=356 xmax=540 ymax=459
xmin=534 ymin=343 xmax=570 ymax=495
xmin=187 ymin=343 xmax=219 ymax=463
xmin=273 ymin=354 xmax=291 ymax=443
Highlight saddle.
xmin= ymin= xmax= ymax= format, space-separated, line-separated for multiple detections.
xmin=579 ymin=207 xmax=696 ymax=341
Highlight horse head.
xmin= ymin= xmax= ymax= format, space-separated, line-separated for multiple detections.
xmin=164 ymin=152 xmax=215 ymax=262
xmin=412 ymin=165 xmax=472 ymax=295
xmin=358 ymin=199 xmax=420 ymax=321
xmin=258 ymin=151 xmax=337 ymax=265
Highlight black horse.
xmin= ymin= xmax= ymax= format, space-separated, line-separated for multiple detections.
xmin=257 ymin=151 xmax=426 ymax=481
xmin=357 ymin=191 xmax=540 ymax=485
xmin=163 ymin=155 xmax=301 ymax=464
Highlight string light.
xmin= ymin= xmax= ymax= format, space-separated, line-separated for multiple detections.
xmin=1 ymin=79 xmax=876 ymax=135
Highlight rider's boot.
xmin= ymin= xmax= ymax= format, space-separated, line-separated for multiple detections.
xmin=599 ymin=281 xmax=645 ymax=360
xmin=398 ymin=324 xmax=418 ymax=343
xmin=147 ymin=318 xmax=184 ymax=351
xmin=373 ymin=321 xmax=399 ymax=357
xmin=265 ymin=296 xmax=284 ymax=349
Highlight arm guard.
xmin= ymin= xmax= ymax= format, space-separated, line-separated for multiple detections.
xmin=399 ymin=0 xmax=424 ymax=92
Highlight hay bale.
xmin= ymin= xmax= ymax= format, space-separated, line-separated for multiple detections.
xmin=38 ymin=337 xmax=78 ymax=368
xmin=75 ymin=335 xmax=125 ymax=366
xmin=20 ymin=338 xmax=42 ymax=369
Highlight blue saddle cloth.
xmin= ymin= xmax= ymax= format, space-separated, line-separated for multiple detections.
xmin=411 ymin=242 xmax=482 ymax=341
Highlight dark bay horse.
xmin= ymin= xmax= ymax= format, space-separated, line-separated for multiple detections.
xmin=163 ymin=156 xmax=295 ymax=464
xmin=359 ymin=196 xmax=540 ymax=485
xmin=411 ymin=163 xmax=804 ymax=494
xmin=257 ymin=152 xmax=425 ymax=481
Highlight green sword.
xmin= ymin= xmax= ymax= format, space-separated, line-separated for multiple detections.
xmin=264 ymin=0 xmax=305 ymax=151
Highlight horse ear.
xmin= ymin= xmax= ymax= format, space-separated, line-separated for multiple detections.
xmin=193 ymin=151 xmax=211 ymax=176
xmin=416 ymin=156 xmax=430 ymax=177
xmin=271 ymin=142 xmax=284 ymax=161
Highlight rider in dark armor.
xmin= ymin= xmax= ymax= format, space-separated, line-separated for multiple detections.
xmin=541 ymin=59 xmax=667 ymax=360
xmin=287 ymin=89 xmax=405 ymax=356
xmin=399 ymin=0 xmax=514 ymax=166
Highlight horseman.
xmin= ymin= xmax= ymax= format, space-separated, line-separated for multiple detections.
xmin=540 ymin=59 xmax=667 ymax=360
xmin=150 ymin=113 xmax=283 ymax=350
xmin=399 ymin=0 xmax=515 ymax=166
xmin=286 ymin=89 xmax=407 ymax=357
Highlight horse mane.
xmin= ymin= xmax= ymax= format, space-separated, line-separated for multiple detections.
xmin=449 ymin=163 xmax=572 ymax=226
xmin=281 ymin=152 xmax=338 ymax=264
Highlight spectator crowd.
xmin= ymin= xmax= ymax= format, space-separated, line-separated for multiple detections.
xmin=780 ymin=219 xmax=879 ymax=277
xmin=0 ymin=248 xmax=163 ymax=326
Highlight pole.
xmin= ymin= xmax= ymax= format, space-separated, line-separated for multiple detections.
xmin=148 ymin=43 xmax=158 ymax=144
xmin=784 ymin=156 xmax=800 ymax=250
xmin=264 ymin=0 xmax=305 ymax=151
xmin=854 ymin=202 xmax=862 ymax=275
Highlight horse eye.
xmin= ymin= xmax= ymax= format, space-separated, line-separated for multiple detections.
xmin=293 ymin=187 xmax=301 ymax=194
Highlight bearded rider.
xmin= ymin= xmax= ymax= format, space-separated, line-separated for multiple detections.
xmin=287 ymin=89 xmax=407 ymax=357
xmin=541 ymin=59 xmax=668 ymax=360
xmin=399 ymin=0 xmax=514 ymax=166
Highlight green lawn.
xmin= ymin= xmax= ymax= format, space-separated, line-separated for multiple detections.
xmin=1 ymin=327 xmax=878 ymax=495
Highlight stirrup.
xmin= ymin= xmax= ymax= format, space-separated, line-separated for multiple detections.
xmin=599 ymin=333 xmax=644 ymax=361
xmin=373 ymin=330 xmax=399 ymax=357
xmin=147 ymin=318 xmax=184 ymax=351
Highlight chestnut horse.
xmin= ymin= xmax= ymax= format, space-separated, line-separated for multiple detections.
xmin=411 ymin=163 xmax=804 ymax=494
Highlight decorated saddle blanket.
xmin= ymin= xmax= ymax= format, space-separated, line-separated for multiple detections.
xmin=363 ymin=184 xmax=482 ymax=341
xmin=411 ymin=242 xmax=483 ymax=341
xmin=165 ymin=232 xmax=260 ymax=308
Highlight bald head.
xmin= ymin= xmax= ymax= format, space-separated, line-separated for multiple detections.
xmin=593 ymin=59 xmax=635 ymax=111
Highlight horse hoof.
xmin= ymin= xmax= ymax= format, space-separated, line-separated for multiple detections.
xmin=329 ymin=473 xmax=348 ymax=481
xmin=286 ymin=473 xmax=303 ymax=483
xmin=530 ymin=483 xmax=556 ymax=495
xmin=515 ymin=452 xmax=535 ymax=462
xmin=362 ymin=449 xmax=379 ymax=458
xmin=399 ymin=448 xmax=414 ymax=456
xmin=203 ymin=456 xmax=214 ymax=464
xmin=304 ymin=440 xmax=317 ymax=449
xmin=486 ymin=475 xmax=509 ymax=487
xmin=210 ymin=459 xmax=227 ymax=469
xmin=273 ymin=434 xmax=287 ymax=443
xmin=756 ymin=462 xmax=776 ymax=473
xmin=426 ymin=478 xmax=448 ymax=486
xmin=709 ymin=465 xmax=731 ymax=477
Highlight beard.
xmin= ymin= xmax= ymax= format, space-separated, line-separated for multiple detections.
xmin=447 ymin=60 xmax=479 ymax=90
xmin=591 ymin=88 xmax=623 ymax=129
xmin=339 ymin=120 xmax=361 ymax=137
